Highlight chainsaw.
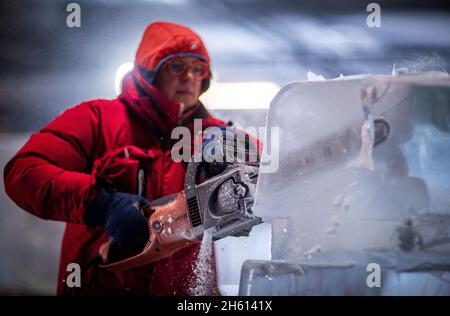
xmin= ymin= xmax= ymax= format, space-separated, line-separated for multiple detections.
xmin=99 ymin=158 xmax=262 ymax=272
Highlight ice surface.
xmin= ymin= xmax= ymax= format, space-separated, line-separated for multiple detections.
xmin=239 ymin=257 xmax=450 ymax=296
xmin=256 ymin=74 xmax=450 ymax=255
xmin=214 ymin=223 xmax=272 ymax=296
xmin=246 ymin=73 xmax=450 ymax=295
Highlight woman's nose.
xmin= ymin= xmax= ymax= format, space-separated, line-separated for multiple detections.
xmin=181 ymin=68 xmax=195 ymax=81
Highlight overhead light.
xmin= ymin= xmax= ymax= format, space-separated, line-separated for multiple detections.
xmin=200 ymin=81 xmax=280 ymax=110
xmin=115 ymin=62 xmax=134 ymax=95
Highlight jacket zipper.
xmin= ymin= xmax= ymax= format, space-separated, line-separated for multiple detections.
xmin=137 ymin=166 xmax=147 ymax=197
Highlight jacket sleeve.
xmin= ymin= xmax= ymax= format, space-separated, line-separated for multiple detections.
xmin=3 ymin=102 xmax=101 ymax=224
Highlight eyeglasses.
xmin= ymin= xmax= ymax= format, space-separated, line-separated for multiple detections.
xmin=165 ymin=58 xmax=210 ymax=80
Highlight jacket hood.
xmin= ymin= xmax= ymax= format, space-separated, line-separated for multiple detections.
xmin=133 ymin=21 xmax=211 ymax=93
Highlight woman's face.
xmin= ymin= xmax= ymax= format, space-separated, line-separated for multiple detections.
xmin=154 ymin=56 xmax=208 ymax=114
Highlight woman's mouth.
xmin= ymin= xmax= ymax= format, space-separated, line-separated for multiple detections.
xmin=176 ymin=90 xmax=192 ymax=96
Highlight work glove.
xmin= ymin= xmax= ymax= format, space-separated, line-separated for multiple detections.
xmin=201 ymin=125 xmax=260 ymax=179
xmin=201 ymin=126 xmax=228 ymax=178
xmin=85 ymin=186 xmax=150 ymax=258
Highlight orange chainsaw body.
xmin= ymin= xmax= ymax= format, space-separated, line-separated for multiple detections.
xmin=100 ymin=190 xmax=198 ymax=271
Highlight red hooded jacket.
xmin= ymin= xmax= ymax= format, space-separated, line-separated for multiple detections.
xmin=3 ymin=22 xmax=229 ymax=295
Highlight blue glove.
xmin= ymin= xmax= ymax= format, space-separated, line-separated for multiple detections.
xmin=201 ymin=125 xmax=259 ymax=178
xmin=201 ymin=125 xmax=229 ymax=178
xmin=85 ymin=187 xmax=150 ymax=252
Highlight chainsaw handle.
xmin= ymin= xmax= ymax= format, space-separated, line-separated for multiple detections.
xmin=99 ymin=191 xmax=197 ymax=271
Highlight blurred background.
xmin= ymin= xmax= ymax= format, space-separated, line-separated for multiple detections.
xmin=0 ymin=0 xmax=449 ymax=295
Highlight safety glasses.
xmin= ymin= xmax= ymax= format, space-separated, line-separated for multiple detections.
xmin=165 ymin=58 xmax=210 ymax=80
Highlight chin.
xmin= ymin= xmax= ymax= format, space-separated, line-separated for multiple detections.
xmin=178 ymin=98 xmax=196 ymax=107
xmin=181 ymin=102 xmax=197 ymax=114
